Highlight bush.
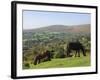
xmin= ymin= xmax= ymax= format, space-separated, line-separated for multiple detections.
xmin=24 ymin=63 xmax=30 ymax=69
xmin=53 ymin=48 xmax=65 ymax=58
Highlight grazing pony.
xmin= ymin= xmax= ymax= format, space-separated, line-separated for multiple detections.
xmin=33 ymin=50 xmax=52 ymax=65
xmin=66 ymin=42 xmax=86 ymax=57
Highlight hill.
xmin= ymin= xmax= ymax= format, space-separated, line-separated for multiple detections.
xmin=23 ymin=24 xmax=90 ymax=33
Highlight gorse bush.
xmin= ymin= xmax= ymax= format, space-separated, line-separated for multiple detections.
xmin=54 ymin=52 xmax=65 ymax=58
xmin=53 ymin=48 xmax=65 ymax=58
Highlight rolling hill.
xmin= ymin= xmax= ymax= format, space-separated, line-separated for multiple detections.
xmin=23 ymin=24 xmax=90 ymax=33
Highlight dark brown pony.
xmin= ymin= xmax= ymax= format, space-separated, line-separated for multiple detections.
xmin=66 ymin=42 xmax=86 ymax=57
xmin=33 ymin=50 xmax=52 ymax=65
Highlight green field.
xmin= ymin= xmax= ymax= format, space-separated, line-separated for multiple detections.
xmin=23 ymin=53 xmax=90 ymax=69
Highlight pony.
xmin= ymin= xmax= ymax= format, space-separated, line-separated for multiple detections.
xmin=66 ymin=42 xmax=86 ymax=57
xmin=33 ymin=50 xmax=52 ymax=65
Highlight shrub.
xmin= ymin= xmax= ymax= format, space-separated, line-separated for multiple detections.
xmin=24 ymin=63 xmax=30 ymax=69
xmin=53 ymin=48 xmax=65 ymax=58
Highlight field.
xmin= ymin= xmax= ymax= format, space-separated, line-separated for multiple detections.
xmin=23 ymin=52 xmax=90 ymax=69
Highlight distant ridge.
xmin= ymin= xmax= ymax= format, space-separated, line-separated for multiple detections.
xmin=23 ymin=24 xmax=90 ymax=33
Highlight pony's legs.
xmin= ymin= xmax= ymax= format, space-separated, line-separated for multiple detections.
xmin=75 ymin=51 xmax=77 ymax=57
xmin=83 ymin=52 xmax=86 ymax=56
xmin=78 ymin=50 xmax=80 ymax=57
xmin=38 ymin=59 xmax=41 ymax=64
xmin=47 ymin=53 xmax=51 ymax=61
xmin=67 ymin=49 xmax=72 ymax=57
xmin=34 ymin=57 xmax=37 ymax=65
xmin=82 ymin=48 xmax=86 ymax=56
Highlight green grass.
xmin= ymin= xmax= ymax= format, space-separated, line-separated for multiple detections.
xmin=23 ymin=53 xmax=90 ymax=69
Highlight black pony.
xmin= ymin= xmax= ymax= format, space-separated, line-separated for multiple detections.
xmin=66 ymin=42 xmax=86 ymax=57
xmin=33 ymin=50 xmax=52 ymax=65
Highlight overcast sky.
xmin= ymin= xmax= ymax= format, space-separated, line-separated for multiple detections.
xmin=23 ymin=10 xmax=91 ymax=30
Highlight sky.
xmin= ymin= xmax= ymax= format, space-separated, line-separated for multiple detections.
xmin=23 ymin=10 xmax=91 ymax=30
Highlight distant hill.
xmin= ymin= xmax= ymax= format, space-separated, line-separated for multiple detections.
xmin=23 ymin=24 xmax=90 ymax=33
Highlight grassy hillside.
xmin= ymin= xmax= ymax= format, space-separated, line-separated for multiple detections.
xmin=23 ymin=52 xmax=90 ymax=69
